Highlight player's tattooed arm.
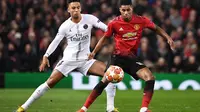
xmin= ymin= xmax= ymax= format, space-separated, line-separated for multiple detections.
xmin=88 ymin=35 xmax=108 ymax=60
xmin=155 ymin=25 xmax=175 ymax=51
xmin=93 ymin=35 xmax=108 ymax=54
xmin=155 ymin=25 xmax=170 ymax=40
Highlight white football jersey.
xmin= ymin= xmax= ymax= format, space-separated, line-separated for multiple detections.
xmin=44 ymin=14 xmax=107 ymax=61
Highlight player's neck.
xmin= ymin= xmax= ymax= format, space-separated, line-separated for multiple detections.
xmin=71 ymin=15 xmax=82 ymax=23
xmin=123 ymin=17 xmax=132 ymax=22
xmin=122 ymin=15 xmax=132 ymax=22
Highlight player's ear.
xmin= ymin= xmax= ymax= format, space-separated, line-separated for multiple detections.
xmin=119 ymin=7 xmax=122 ymax=13
xmin=67 ymin=7 xmax=70 ymax=13
xmin=67 ymin=3 xmax=71 ymax=13
xmin=130 ymin=6 xmax=133 ymax=11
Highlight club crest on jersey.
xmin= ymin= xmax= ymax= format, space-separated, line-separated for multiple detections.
xmin=134 ymin=24 xmax=140 ymax=30
xmin=83 ymin=24 xmax=88 ymax=29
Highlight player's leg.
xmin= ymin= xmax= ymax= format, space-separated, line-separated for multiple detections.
xmin=77 ymin=60 xmax=117 ymax=112
xmin=78 ymin=77 xmax=109 ymax=112
xmin=88 ymin=61 xmax=118 ymax=112
xmin=136 ymin=67 xmax=155 ymax=112
xmin=105 ymin=83 xmax=117 ymax=112
xmin=16 ymin=70 xmax=64 ymax=112
xmin=16 ymin=59 xmax=78 ymax=112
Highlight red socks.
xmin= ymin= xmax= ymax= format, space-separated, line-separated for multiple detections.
xmin=141 ymin=80 xmax=155 ymax=108
xmin=83 ymin=81 xmax=108 ymax=108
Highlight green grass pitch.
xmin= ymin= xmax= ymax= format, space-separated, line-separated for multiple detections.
xmin=0 ymin=89 xmax=200 ymax=112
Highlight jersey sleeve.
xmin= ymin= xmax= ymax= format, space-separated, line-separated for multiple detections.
xmin=44 ymin=23 xmax=66 ymax=57
xmin=90 ymin=15 xmax=107 ymax=32
xmin=143 ymin=17 xmax=156 ymax=30
xmin=104 ymin=21 xmax=114 ymax=37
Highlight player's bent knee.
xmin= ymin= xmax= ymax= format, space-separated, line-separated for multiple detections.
xmin=144 ymin=69 xmax=155 ymax=81
xmin=147 ymin=75 xmax=155 ymax=81
xmin=46 ymin=70 xmax=64 ymax=88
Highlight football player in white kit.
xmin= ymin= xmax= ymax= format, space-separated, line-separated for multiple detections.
xmin=15 ymin=0 xmax=118 ymax=112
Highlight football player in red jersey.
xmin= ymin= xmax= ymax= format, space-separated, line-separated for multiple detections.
xmin=77 ymin=0 xmax=175 ymax=112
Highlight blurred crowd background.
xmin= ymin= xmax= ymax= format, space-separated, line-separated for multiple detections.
xmin=0 ymin=0 xmax=200 ymax=73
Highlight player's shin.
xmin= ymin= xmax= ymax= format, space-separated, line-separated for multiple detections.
xmin=81 ymin=81 xmax=108 ymax=111
xmin=105 ymin=83 xmax=116 ymax=111
xmin=21 ymin=82 xmax=50 ymax=110
xmin=141 ymin=80 xmax=155 ymax=108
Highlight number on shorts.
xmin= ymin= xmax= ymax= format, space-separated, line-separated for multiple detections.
xmin=57 ymin=60 xmax=64 ymax=67
xmin=136 ymin=62 xmax=144 ymax=65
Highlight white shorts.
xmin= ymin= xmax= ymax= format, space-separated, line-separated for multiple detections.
xmin=54 ymin=59 xmax=96 ymax=77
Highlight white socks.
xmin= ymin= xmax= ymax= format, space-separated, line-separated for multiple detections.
xmin=140 ymin=107 xmax=148 ymax=112
xmin=81 ymin=106 xmax=88 ymax=112
xmin=20 ymin=82 xmax=115 ymax=111
xmin=21 ymin=82 xmax=50 ymax=110
xmin=105 ymin=83 xmax=116 ymax=111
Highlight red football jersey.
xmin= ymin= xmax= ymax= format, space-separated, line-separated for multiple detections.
xmin=105 ymin=15 xmax=156 ymax=57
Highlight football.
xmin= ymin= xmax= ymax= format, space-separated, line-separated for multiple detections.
xmin=105 ymin=65 xmax=124 ymax=83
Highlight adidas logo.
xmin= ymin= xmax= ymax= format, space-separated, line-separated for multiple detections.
xmin=119 ymin=27 xmax=124 ymax=31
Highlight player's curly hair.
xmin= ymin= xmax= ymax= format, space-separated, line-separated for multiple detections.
xmin=67 ymin=0 xmax=80 ymax=4
xmin=119 ymin=0 xmax=132 ymax=6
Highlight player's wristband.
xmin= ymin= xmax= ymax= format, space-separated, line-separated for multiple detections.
xmin=44 ymin=53 xmax=50 ymax=57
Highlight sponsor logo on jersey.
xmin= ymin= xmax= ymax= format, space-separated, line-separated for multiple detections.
xmin=70 ymin=33 xmax=89 ymax=41
xmin=83 ymin=24 xmax=88 ymax=29
xmin=122 ymin=32 xmax=138 ymax=40
xmin=122 ymin=32 xmax=137 ymax=37
xmin=134 ymin=24 xmax=140 ymax=30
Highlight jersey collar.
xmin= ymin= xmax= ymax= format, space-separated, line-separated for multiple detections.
xmin=69 ymin=14 xmax=83 ymax=24
xmin=120 ymin=15 xmax=134 ymax=23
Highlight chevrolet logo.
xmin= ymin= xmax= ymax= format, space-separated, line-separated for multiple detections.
xmin=122 ymin=32 xmax=137 ymax=38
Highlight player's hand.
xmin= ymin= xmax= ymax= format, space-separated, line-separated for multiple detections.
xmin=88 ymin=52 xmax=96 ymax=60
xmin=39 ymin=56 xmax=50 ymax=72
xmin=168 ymin=38 xmax=175 ymax=51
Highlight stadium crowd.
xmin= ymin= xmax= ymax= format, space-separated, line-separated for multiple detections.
xmin=0 ymin=0 xmax=200 ymax=73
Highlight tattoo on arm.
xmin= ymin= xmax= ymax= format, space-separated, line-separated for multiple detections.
xmin=93 ymin=35 xmax=107 ymax=54
xmin=155 ymin=25 xmax=170 ymax=40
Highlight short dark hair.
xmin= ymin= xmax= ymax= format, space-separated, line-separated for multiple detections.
xmin=119 ymin=0 xmax=132 ymax=6
xmin=67 ymin=0 xmax=80 ymax=4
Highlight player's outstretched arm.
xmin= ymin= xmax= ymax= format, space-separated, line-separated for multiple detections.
xmin=155 ymin=25 xmax=175 ymax=51
xmin=39 ymin=35 xmax=64 ymax=71
xmin=39 ymin=26 xmax=65 ymax=71
xmin=88 ymin=35 xmax=108 ymax=60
